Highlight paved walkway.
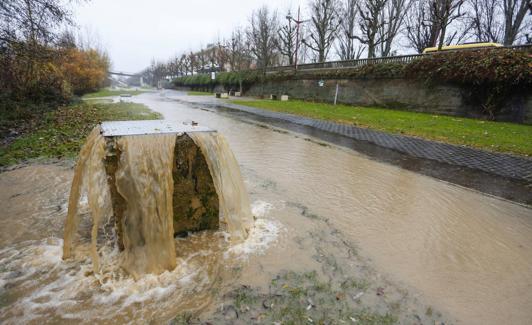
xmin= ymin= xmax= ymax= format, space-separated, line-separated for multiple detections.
xmin=173 ymin=94 xmax=532 ymax=184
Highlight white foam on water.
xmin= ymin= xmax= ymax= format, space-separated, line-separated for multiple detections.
xmin=0 ymin=201 xmax=282 ymax=324
xmin=251 ymin=200 xmax=274 ymax=217
xmin=225 ymin=200 xmax=282 ymax=259
xmin=225 ymin=219 xmax=281 ymax=258
xmin=0 ymin=238 xmax=73 ymax=323
xmin=122 ymin=281 xmax=177 ymax=307
xmin=0 ymin=237 xmax=210 ymax=324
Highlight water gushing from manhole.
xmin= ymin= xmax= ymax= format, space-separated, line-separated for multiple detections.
xmin=62 ymin=122 xmax=253 ymax=278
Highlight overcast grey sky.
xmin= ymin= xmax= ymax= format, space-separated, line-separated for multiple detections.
xmin=73 ymin=0 xmax=297 ymax=73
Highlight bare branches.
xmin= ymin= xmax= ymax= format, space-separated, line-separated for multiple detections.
xmin=404 ymin=0 xmax=469 ymax=51
xmin=148 ymin=0 xmax=531 ymax=76
xmin=227 ymin=28 xmax=252 ymax=71
xmin=0 ymin=0 xmax=79 ymax=99
xmin=247 ymin=6 xmax=279 ymax=69
xmin=304 ymin=0 xmax=341 ymax=62
xmin=405 ymin=0 xmax=436 ymax=52
xmin=502 ymin=0 xmax=531 ymax=45
xmin=0 ymin=0 xmax=72 ymax=47
xmin=431 ymin=0 xmax=466 ymax=49
xmin=336 ymin=0 xmax=366 ymax=59
xmin=466 ymin=0 xmax=504 ymax=42
xmin=278 ymin=10 xmax=297 ymax=65
xmin=355 ymin=0 xmax=388 ymax=58
xmin=378 ymin=0 xmax=413 ymax=56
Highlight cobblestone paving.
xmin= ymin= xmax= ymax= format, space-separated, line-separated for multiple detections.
xmin=176 ymin=95 xmax=532 ymax=184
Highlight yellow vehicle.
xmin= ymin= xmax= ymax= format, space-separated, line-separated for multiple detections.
xmin=422 ymin=42 xmax=503 ymax=54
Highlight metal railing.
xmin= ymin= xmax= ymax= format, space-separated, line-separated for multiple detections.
xmin=264 ymin=44 xmax=532 ymax=73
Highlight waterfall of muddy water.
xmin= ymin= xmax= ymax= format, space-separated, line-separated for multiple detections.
xmin=189 ymin=132 xmax=253 ymax=241
xmin=0 ymin=124 xmax=272 ymax=323
xmin=61 ymin=125 xmax=254 ymax=279
xmin=62 ymin=126 xmax=110 ymax=271
xmin=114 ymin=134 xmax=178 ymax=278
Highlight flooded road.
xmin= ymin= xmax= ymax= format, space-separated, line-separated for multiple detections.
xmin=140 ymin=91 xmax=532 ymax=324
xmin=1 ymin=90 xmax=531 ymax=324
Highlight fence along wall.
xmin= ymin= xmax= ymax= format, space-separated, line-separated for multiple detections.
xmin=264 ymin=44 xmax=532 ymax=73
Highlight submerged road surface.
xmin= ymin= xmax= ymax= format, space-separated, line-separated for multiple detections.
xmin=136 ymin=90 xmax=532 ymax=325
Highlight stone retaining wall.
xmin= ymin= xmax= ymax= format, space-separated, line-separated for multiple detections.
xmin=176 ymin=78 xmax=532 ymax=124
xmin=243 ymin=78 xmax=532 ymax=124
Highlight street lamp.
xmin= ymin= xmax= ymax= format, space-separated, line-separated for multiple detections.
xmin=286 ymin=6 xmax=309 ymax=71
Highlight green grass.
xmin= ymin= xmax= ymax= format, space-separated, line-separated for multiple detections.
xmin=220 ymin=271 xmax=397 ymax=325
xmin=0 ymin=102 xmax=161 ymax=166
xmin=82 ymin=89 xmax=147 ymax=99
xmin=231 ymin=99 xmax=532 ymax=156
xmin=187 ymin=91 xmax=213 ymax=96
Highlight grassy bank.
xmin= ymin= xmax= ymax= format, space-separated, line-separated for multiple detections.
xmin=0 ymin=101 xmax=161 ymax=167
xmin=82 ymin=89 xmax=148 ymax=99
xmin=175 ymin=270 xmax=396 ymax=325
xmin=231 ymin=100 xmax=532 ymax=156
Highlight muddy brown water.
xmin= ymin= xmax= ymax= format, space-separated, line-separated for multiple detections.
xmin=1 ymin=91 xmax=531 ymax=324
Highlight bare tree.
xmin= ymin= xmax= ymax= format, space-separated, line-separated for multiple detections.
xmin=0 ymin=0 xmax=77 ymax=98
xmin=195 ymin=47 xmax=209 ymax=72
xmin=142 ymin=60 xmax=168 ymax=86
xmin=378 ymin=0 xmax=412 ymax=56
xmin=180 ymin=54 xmax=191 ymax=76
xmin=355 ymin=0 xmax=388 ymax=58
xmin=188 ymin=51 xmax=199 ymax=74
xmin=432 ymin=0 xmax=466 ymax=50
xmin=405 ymin=0 xmax=466 ymax=52
xmin=57 ymin=29 xmax=78 ymax=49
xmin=247 ymin=6 xmax=279 ymax=68
xmin=304 ymin=0 xmax=341 ymax=62
xmin=278 ymin=10 xmax=298 ymax=65
xmin=502 ymin=0 xmax=531 ymax=45
xmin=297 ymin=26 xmax=312 ymax=64
xmin=466 ymin=0 xmax=504 ymax=42
xmin=167 ymin=54 xmax=187 ymax=78
xmin=227 ymin=27 xmax=252 ymax=71
xmin=215 ymin=40 xmax=229 ymax=71
xmin=336 ymin=0 xmax=365 ymax=60
xmin=405 ymin=0 xmax=437 ymax=52
xmin=0 ymin=0 xmax=72 ymax=46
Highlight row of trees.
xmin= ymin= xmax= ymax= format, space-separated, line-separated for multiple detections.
xmin=1 ymin=0 xmax=110 ymax=104
xmin=143 ymin=0 xmax=530 ymax=85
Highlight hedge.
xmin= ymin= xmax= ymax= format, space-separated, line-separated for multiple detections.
xmin=173 ymin=49 xmax=531 ymax=117
xmin=173 ymin=70 xmax=264 ymax=89
xmin=406 ymin=49 xmax=531 ymax=117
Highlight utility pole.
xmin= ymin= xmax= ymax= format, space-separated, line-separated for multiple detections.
xmin=286 ymin=6 xmax=308 ymax=71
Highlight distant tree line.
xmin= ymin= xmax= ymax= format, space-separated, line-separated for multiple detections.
xmin=143 ymin=0 xmax=531 ymax=85
xmin=0 ymin=0 xmax=110 ymax=107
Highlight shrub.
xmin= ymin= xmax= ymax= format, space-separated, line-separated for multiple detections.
xmin=173 ymin=70 xmax=263 ymax=90
xmin=1 ymin=43 xmax=110 ymax=102
xmin=405 ymin=49 xmax=531 ymax=118
xmin=405 ymin=49 xmax=530 ymax=86
xmin=60 ymin=48 xmax=110 ymax=95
